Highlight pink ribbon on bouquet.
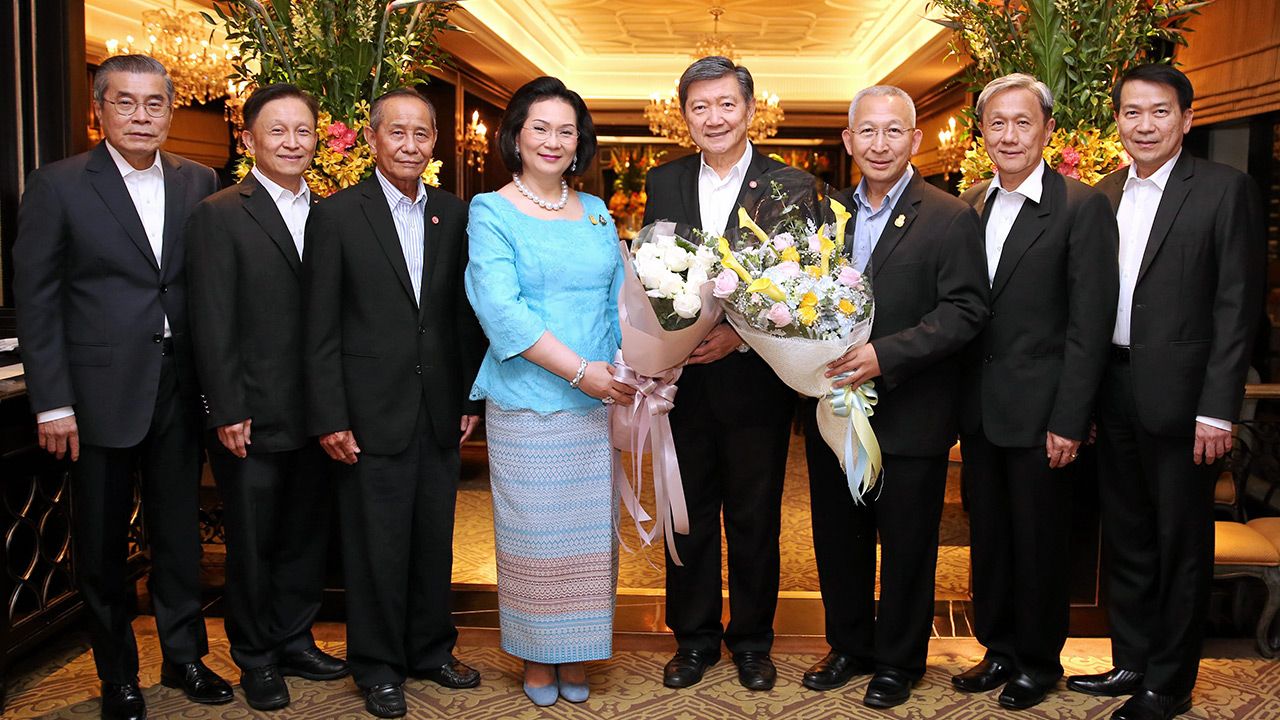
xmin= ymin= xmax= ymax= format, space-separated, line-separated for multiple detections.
xmin=609 ymin=350 xmax=690 ymax=566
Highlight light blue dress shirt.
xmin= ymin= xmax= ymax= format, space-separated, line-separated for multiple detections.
xmin=850 ymin=165 xmax=914 ymax=273
xmin=465 ymin=192 xmax=624 ymax=414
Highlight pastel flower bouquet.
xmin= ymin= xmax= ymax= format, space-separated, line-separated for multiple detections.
xmin=714 ymin=166 xmax=881 ymax=501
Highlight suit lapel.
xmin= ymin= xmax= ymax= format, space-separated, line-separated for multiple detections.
xmin=419 ymin=193 xmax=445 ymax=321
xmin=86 ymin=143 xmax=158 ymax=273
xmin=868 ymin=170 xmax=923 ymax=282
xmin=159 ymin=152 xmax=187 ymax=280
xmin=1137 ymin=153 xmax=1194 ymax=284
xmin=240 ymin=174 xmax=302 ymax=276
xmin=360 ymin=178 xmax=417 ymax=307
xmin=990 ymin=164 xmax=1056 ymax=299
xmin=680 ymin=157 xmax=701 ymax=228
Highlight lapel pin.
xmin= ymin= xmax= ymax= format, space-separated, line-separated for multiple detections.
xmin=600 ymin=214 xmax=608 ymax=225
xmin=431 ymin=215 xmax=439 ymax=225
xmin=894 ymin=214 xmax=905 ymax=228
xmin=590 ymin=215 xmax=599 ymax=225
xmin=749 ymin=180 xmax=758 ymax=189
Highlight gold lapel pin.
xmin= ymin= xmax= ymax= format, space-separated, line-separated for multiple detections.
xmin=589 ymin=215 xmax=598 ymax=225
xmin=894 ymin=214 xmax=906 ymax=228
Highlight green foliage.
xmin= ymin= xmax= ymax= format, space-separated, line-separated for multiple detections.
xmin=210 ymin=0 xmax=458 ymax=118
xmin=928 ymin=0 xmax=1208 ymax=134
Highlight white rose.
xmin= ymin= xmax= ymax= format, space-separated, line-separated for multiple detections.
xmin=654 ymin=234 xmax=676 ymax=249
xmin=658 ymin=271 xmax=686 ymax=298
xmin=663 ymin=245 xmax=692 ymax=272
xmin=693 ymin=247 xmax=717 ymax=272
xmin=635 ymin=256 xmax=667 ymax=289
xmin=672 ymin=292 xmax=702 ymax=319
xmin=686 ymin=265 xmax=709 ymax=288
xmin=635 ymin=243 xmax=663 ymax=263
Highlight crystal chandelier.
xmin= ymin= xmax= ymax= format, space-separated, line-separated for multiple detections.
xmin=936 ymin=116 xmax=966 ymax=181
xmin=105 ymin=2 xmax=237 ymax=107
xmin=644 ymin=6 xmax=784 ymax=148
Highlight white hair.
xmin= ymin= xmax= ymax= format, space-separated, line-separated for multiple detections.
xmin=975 ymin=73 xmax=1054 ymax=121
xmin=847 ymin=85 xmax=917 ymax=127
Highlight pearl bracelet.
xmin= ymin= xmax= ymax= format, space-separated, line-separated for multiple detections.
xmin=569 ymin=358 xmax=589 ymax=389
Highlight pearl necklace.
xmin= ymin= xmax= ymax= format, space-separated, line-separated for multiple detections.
xmin=513 ymin=173 xmax=569 ymax=211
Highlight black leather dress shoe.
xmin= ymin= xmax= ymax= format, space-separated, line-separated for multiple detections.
xmin=280 ymin=646 xmax=349 ymax=681
xmin=240 ymin=665 xmax=290 ymax=711
xmin=101 ymin=681 xmax=146 ymax=720
xmin=1067 ymin=667 xmax=1145 ymax=697
xmin=732 ymin=651 xmax=777 ymax=691
xmin=159 ymin=660 xmax=233 ymax=704
xmin=417 ymin=657 xmax=481 ymax=689
xmin=952 ymin=658 xmax=1014 ymax=693
xmin=362 ymin=683 xmax=407 ymax=718
xmin=1111 ymin=689 xmax=1192 ymax=720
xmin=662 ymin=649 xmax=720 ymax=688
xmin=998 ymin=673 xmax=1052 ymax=710
xmin=803 ymin=651 xmax=873 ymax=691
xmin=864 ymin=669 xmax=915 ymax=709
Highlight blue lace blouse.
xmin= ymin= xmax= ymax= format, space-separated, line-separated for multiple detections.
xmin=465 ymin=191 xmax=624 ymax=414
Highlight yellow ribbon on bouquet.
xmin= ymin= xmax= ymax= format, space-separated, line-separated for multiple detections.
xmin=827 ymin=376 xmax=882 ymax=503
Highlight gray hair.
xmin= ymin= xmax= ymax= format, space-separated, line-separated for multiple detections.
xmin=678 ymin=56 xmax=755 ymax=111
xmin=847 ymin=86 xmax=916 ymax=127
xmin=369 ymin=87 xmax=437 ymax=131
xmin=976 ymin=73 xmax=1054 ymax=122
xmin=93 ymin=54 xmax=174 ymax=104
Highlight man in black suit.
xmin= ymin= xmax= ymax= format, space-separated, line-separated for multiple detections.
xmin=185 ymin=84 xmax=348 ymax=712
xmin=13 ymin=55 xmax=231 ymax=719
xmin=1066 ymin=64 xmax=1264 ymax=720
xmin=302 ymin=88 xmax=486 ymax=719
xmin=952 ymin=74 xmax=1119 ymax=710
xmin=641 ymin=56 xmax=795 ymax=692
xmin=800 ymin=86 xmax=987 ymax=708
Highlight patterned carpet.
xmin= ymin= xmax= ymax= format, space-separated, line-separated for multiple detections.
xmin=6 ymin=622 xmax=1278 ymax=719
xmin=454 ymin=432 xmax=973 ymax=598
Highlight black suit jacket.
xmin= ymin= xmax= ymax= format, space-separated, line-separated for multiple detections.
xmin=837 ymin=169 xmax=988 ymax=456
xmin=185 ymin=173 xmax=317 ymax=453
xmin=641 ymin=148 xmax=795 ymax=422
xmin=14 ymin=142 xmax=218 ymax=447
xmin=959 ymin=164 xmax=1119 ymax=447
xmin=302 ymin=175 xmax=486 ymax=455
xmin=1095 ymin=153 xmax=1265 ymax=436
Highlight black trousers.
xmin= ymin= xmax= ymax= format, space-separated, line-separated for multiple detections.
xmin=804 ymin=413 xmax=948 ymax=679
xmin=664 ymin=400 xmax=793 ymax=654
xmin=961 ymin=432 xmax=1072 ymax=685
xmin=209 ymin=441 xmax=330 ymax=671
xmin=1096 ymin=359 xmax=1215 ymax=697
xmin=70 ymin=353 xmax=207 ymax=683
xmin=339 ymin=404 xmax=459 ymax=688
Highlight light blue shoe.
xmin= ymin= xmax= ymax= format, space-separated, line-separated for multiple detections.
xmin=558 ymin=666 xmax=589 ymax=703
xmin=523 ymin=681 xmax=559 ymax=707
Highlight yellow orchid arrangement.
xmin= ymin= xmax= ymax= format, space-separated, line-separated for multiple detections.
xmin=957 ymin=128 xmax=1130 ymax=191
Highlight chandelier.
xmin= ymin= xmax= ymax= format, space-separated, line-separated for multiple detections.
xmin=644 ymin=7 xmax=784 ymax=148
xmin=105 ymin=2 xmax=237 ymax=107
xmin=936 ymin=116 xmax=966 ymax=181
xmin=457 ymin=110 xmax=489 ymax=174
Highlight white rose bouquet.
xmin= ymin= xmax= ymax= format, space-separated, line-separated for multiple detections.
xmin=631 ymin=227 xmax=719 ymax=330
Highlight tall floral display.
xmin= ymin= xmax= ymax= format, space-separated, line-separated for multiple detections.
xmin=210 ymin=0 xmax=457 ymax=196
xmin=929 ymin=0 xmax=1206 ymax=188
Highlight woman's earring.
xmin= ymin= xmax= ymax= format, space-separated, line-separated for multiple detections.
xmin=515 ymin=146 xmax=521 ymax=159
xmin=570 ymin=157 xmax=577 ymax=173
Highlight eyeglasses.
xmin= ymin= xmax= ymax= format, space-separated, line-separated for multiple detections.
xmin=523 ymin=124 xmax=579 ymax=143
xmin=850 ymin=126 xmax=915 ymax=142
xmin=102 ymin=98 xmax=171 ymax=118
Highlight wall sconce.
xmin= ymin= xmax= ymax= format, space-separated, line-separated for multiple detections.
xmin=458 ymin=110 xmax=488 ymax=174
xmin=937 ymin=116 xmax=966 ymax=182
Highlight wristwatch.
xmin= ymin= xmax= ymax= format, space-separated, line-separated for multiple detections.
xmin=736 ymin=342 xmax=751 ymax=354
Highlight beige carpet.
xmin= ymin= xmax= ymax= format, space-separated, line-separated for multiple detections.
xmin=5 ymin=621 xmax=1277 ymax=719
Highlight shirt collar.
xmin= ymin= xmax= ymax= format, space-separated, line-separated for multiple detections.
xmin=375 ymin=167 xmax=426 ymax=208
xmin=104 ymin=140 xmax=161 ymax=178
xmin=699 ymin=143 xmax=753 ymax=184
xmin=987 ymin=159 xmax=1046 ymax=204
xmin=853 ymin=164 xmax=914 ymax=215
xmin=251 ymin=165 xmax=310 ymax=204
xmin=1125 ymin=149 xmax=1181 ymax=191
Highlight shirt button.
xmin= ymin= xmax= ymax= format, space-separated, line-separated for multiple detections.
xmin=152 ymin=333 xmax=162 ymax=343
xmin=984 ymin=354 xmax=994 ymax=364
xmin=160 ymin=284 xmax=168 ymax=293
xmin=415 ymin=364 xmax=422 ymax=375
xmin=418 ymin=326 xmax=425 ymax=335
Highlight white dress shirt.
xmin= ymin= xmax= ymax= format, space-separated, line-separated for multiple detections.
xmin=698 ymin=143 xmax=754 ymax=236
xmin=40 ymin=143 xmax=168 ymax=425
xmin=375 ymin=168 xmax=427 ymax=304
xmin=983 ymin=161 xmax=1045 ymax=285
xmin=1111 ymin=150 xmax=1228 ymax=430
xmin=251 ymin=166 xmax=311 ymax=258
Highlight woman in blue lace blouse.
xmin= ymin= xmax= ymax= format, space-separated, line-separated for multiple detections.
xmin=464 ymin=77 xmax=635 ymax=707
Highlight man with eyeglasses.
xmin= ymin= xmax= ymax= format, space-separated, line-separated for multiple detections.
xmin=800 ymin=86 xmax=986 ymax=708
xmin=14 ymin=55 xmax=227 ymax=720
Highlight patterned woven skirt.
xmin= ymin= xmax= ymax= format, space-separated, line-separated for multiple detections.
xmin=485 ymin=403 xmax=618 ymax=663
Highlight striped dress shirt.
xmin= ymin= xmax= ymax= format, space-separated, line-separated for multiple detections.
xmin=375 ymin=168 xmax=427 ymax=304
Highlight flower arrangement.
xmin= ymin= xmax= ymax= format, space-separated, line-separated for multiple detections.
xmin=211 ymin=0 xmax=457 ymax=195
xmin=606 ymin=146 xmax=664 ymax=228
xmin=630 ymin=228 xmax=719 ymax=331
xmin=928 ymin=0 xmax=1205 ymax=187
